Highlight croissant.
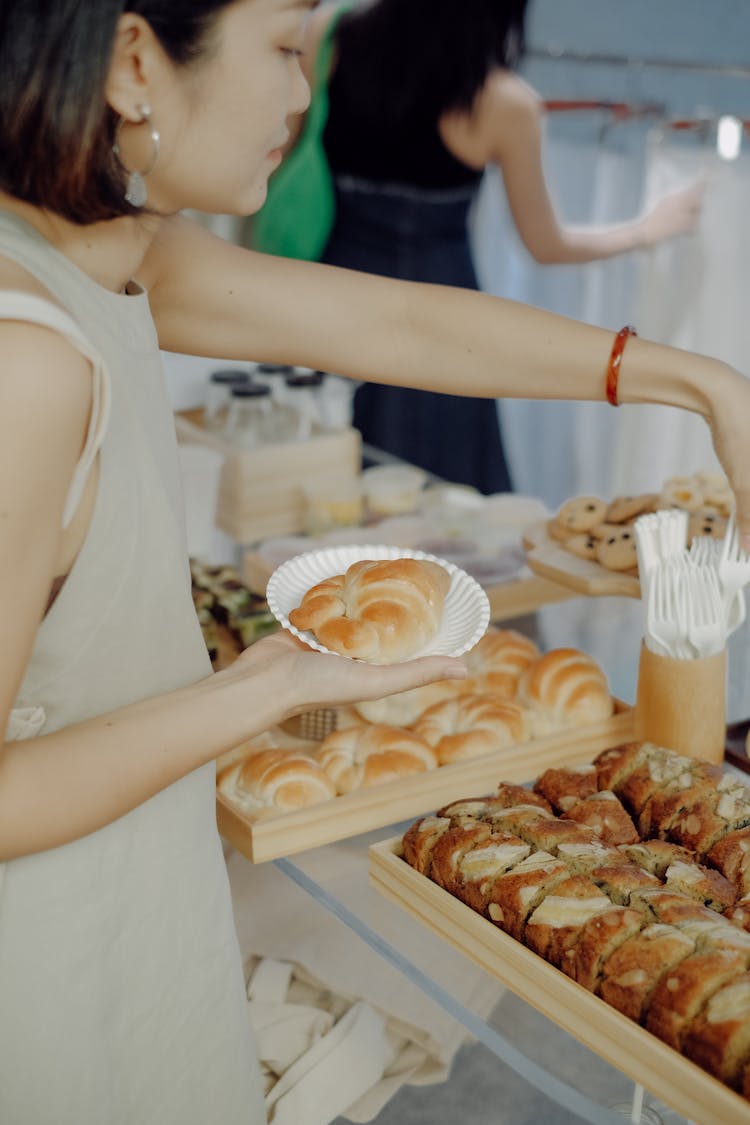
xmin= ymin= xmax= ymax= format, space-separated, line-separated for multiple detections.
xmin=216 ymin=748 xmax=336 ymax=813
xmin=352 ymin=678 xmax=462 ymax=728
xmin=288 ymin=558 xmax=451 ymax=663
xmin=315 ymin=723 xmax=437 ymax=794
xmin=516 ymin=648 xmax=613 ymax=734
xmin=414 ymin=694 xmax=529 ymax=765
xmin=462 ymin=628 xmax=540 ymax=698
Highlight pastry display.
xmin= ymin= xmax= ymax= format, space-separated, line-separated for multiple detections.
xmin=546 ymin=471 xmax=733 ymax=577
xmin=190 ymin=558 xmax=278 ymax=666
xmin=400 ymin=741 xmax=750 ymax=1098
xmin=288 ymin=557 xmax=451 ymax=663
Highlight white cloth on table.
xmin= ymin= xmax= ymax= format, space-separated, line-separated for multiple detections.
xmin=226 ymin=840 xmax=506 ymax=1124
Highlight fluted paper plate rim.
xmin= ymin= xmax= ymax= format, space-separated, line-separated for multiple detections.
xmin=266 ymin=544 xmax=490 ymax=661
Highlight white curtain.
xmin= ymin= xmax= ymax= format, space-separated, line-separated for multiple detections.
xmin=471 ymin=128 xmax=750 ymax=505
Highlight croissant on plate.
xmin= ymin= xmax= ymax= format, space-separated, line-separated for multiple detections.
xmin=288 ymin=558 xmax=451 ymax=663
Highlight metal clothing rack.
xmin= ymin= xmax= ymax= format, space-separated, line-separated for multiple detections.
xmin=527 ymin=46 xmax=750 ymax=81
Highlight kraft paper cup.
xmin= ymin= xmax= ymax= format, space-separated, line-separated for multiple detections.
xmin=635 ymin=641 xmax=727 ymax=764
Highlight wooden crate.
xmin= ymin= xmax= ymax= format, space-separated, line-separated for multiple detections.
xmin=369 ymin=836 xmax=750 ymax=1125
xmin=216 ymin=701 xmax=634 ymax=863
xmin=175 ymin=410 xmax=361 ymax=543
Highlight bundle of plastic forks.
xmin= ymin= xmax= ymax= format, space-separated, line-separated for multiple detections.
xmin=635 ymin=508 xmax=750 ymax=659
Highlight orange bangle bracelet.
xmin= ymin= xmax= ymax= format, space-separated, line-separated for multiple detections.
xmin=606 ymin=325 xmax=637 ymax=406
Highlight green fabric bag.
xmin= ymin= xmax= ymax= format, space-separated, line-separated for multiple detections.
xmin=252 ymin=7 xmax=349 ymax=261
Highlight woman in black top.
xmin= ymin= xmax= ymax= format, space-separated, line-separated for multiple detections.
xmin=260 ymin=0 xmax=702 ymax=493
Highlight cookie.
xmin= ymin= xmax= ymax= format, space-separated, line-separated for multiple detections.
xmin=605 ymin=493 xmax=659 ymax=524
xmin=547 ymin=518 xmax=574 ymax=543
xmin=589 ymin=522 xmax=623 ymax=541
xmin=564 ymin=533 xmax=599 ymax=560
xmin=687 ymin=511 xmax=728 ymax=546
xmin=659 ymin=480 xmax=704 ymax=512
xmin=556 ymin=496 xmax=608 ymax=533
xmin=595 ymin=527 xmax=638 ymax=572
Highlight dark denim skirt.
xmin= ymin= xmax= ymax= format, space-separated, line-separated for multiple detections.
xmin=323 ymin=176 xmax=512 ymax=494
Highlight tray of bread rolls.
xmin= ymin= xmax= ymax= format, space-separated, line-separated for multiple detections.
xmin=216 ymin=628 xmax=634 ymax=863
xmin=369 ymin=741 xmax=750 ymax=1123
xmin=523 ymin=471 xmax=733 ymax=600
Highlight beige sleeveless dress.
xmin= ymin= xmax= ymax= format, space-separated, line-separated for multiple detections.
xmin=0 ymin=210 xmax=264 ymax=1125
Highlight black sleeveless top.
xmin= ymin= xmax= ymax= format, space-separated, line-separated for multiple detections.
xmin=322 ymin=31 xmax=483 ymax=190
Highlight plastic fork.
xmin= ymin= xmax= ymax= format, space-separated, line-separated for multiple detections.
xmin=646 ymin=560 xmax=689 ymax=657
xmin=686 ymin=565 xmax=726 ymax=657
xmin=718 ymin=513 xmax=750 ymax=633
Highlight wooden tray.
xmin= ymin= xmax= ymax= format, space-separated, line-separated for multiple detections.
xmin=369 ymin=836 xmax=750 ymax=1125
xmin=216 ymin=701 xmax=634 ymax=863
xmin=523 ymin=521 xmax=641 ymax=600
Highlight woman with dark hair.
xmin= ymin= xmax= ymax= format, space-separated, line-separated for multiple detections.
xmin=255 ymin=0 xmax=703 ymax=493
xmin=0 ymin=2 xmax=747 ymax=1123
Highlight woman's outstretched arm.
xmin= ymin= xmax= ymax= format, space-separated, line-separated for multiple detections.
xmin=144 ymin=215 xmax=750 ymax=542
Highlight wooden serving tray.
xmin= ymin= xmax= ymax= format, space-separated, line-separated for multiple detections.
xmin=216 ymin=701 xmax=634 ymax=863
xmin=369 ymin=836 xmax=750 ymax=1125
xmin=523 ymin=521 xmax=641 ymax=600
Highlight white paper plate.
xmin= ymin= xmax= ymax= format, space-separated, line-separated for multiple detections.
xmin=266 ymin=545 xmax=490 ymax=662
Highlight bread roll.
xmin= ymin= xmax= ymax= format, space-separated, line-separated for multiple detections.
xmin=462 ymin=628 xmax=540 ymax=699
xmin=288 ymin=557 xmax=450 ymax=663
xmin=352 ymin=678 xmax=462 ymax=727
xmin=315 ymin=724 xmax=436 ymax=794
xmin=414 ymin=694 xmax=529 ymax=765
xmin=217 ymin=748 xmax=336 ymax=813
xmin=516 ymin=648 xmax=613 ymax=734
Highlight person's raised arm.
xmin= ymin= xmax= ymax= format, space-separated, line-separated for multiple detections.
xmin=481 ymin=72 xmax=703 ymax=265
xmin=143 ymin=214 xmax=750 ymax=543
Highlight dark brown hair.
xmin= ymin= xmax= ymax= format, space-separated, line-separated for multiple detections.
xmin=0 ymin=1 xmax=231 ymax=224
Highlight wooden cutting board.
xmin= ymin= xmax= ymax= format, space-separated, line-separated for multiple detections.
xmin=523 ymin=521 xmax=641 ymax=600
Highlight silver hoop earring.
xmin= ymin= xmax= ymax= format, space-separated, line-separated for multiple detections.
xmin=112 ymin=103 xmax=160 ymax=208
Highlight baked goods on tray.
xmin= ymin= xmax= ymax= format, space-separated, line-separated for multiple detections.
xmin=288 ymin=557 xmax=451 ymax=662
xmin=401 ymin=741 xmax=750 ymax=1098
xmin=546 ymin=471 xmax=733 ymax=576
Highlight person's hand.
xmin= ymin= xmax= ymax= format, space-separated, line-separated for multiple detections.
xmin=637 ymin=178 xmax=706 ymax=248
xmin=703 ymin=364 xmax=750 ymax=552
xmin=224 ymin=629 xmax=468 ymax=717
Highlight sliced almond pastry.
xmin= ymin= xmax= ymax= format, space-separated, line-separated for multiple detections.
xmin=594 ymin=742 xmax=650 ymax=793
xmin=599 ymin=923 xmax=696 ymax=1023
xmin=402 ymin=815 xmax=452 ymax=876
xmin=429 ymin=822 xmax=493 ymax=895
xmin=636 ymin=762 xmax=722 ymax=838
xmin=616 ymin=746 xmax=700 ymax=818
xmin=534 ymin=763 xmax=599 ymax=813
xmin=707 ymin=827 xmax=750 ymax=897
xmin=663 ymin=859 xmax=737 ymax=914
xmin=455 ymin=832 xmax=532 ymax=914
xmin=645 ymin=949 xmax=748 ymax=1051
xmin=556 ymin=840 xmax=630 ymax=877
xmin=510 ymin=814 xmax=597 ymax=854
xmin=563 ymin=791 xmax=639 ymax=846
xmin=524 ymin=874 xmax=612 ymax=964
xmin=619 ymin=839 xmax=696 ymax=877
xmin=560 ymin=905 xmax=644 ymax=992
xmin=667 ymin=780 xmax=750 ymax=857
xmin=589 ymin=863 xmax=660 ymax=907
xmin=682 ymin=972 xmax=750 ymax=1088
xmin=486 ymin=851 xmax=570 ymax=941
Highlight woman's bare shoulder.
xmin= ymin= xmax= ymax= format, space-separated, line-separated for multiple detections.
xmin=478 ymin=70 xmax=544 ymax=125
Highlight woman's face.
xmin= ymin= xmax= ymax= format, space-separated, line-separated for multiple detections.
xmin=148 ymin=0 xmax=314 ymax=215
